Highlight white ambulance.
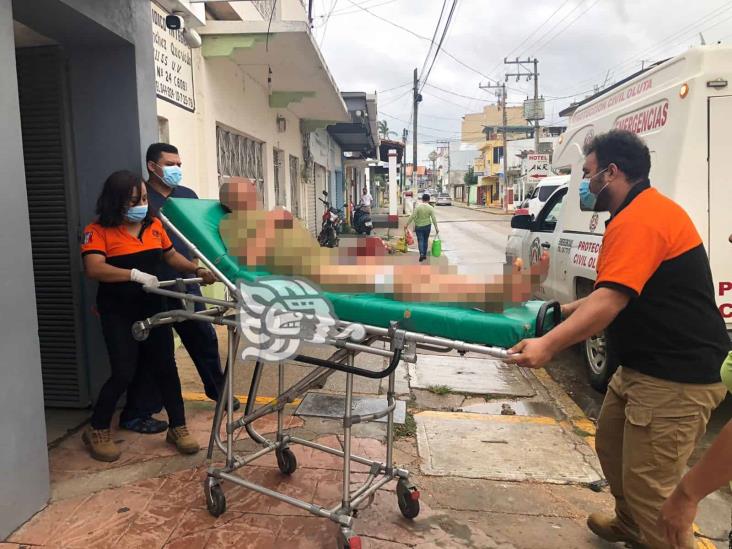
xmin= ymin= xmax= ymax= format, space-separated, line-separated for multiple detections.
xmin=506 ymin=45 xmax=732 ymax=390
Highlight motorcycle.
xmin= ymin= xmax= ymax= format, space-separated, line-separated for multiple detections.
xmin=317 ymin=190 xmax=342 ymax=248
xmin=352 ymin=203 xmax=373 ymax=235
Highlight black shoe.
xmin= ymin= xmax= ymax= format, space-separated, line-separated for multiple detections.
xmin=419 ymin=256 xmax=425 ymax=262
xmin=119 ymin=416 xmax=168 ymax=434
xmin=215 ymin=396 xmax=241 ymax=412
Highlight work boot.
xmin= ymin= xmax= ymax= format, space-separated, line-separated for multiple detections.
xmin=82 ymin=427 xmax=121 ymax=462
xmin=587 ymin=513 xmax=642 ymax=545
xmin=166 ymin=425 xmax=200 ymax=455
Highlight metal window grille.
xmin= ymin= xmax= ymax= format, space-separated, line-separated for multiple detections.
xmin=289 ymin=155 xmax=300 ymax=218
xmin=273 ymin=149 xmax=285 ymax=206
xmin=216 ymin=125 xmax=264 ymax=198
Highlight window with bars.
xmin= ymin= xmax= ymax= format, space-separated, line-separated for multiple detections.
xmin=216 ymin=125 xmax=264 ymax=199
xmin=289 ymin=155 xmax=300 ymax=218
xmin=273 ymin=149 xmax=286 ymax=206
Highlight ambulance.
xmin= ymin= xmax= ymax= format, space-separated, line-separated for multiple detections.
xmin=506 ymin=45 xmax=732 ymax=390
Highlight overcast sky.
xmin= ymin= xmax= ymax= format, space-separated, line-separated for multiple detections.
xmin=313 ymin=0 xmax=732 ymax=164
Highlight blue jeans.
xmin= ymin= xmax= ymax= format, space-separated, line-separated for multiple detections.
xmin=415 ymin=225 xmax=431 ymax=258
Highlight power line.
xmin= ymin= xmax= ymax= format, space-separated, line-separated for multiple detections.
xmin=318 ymin=0 xmax=341 ymax=47
xmin=419 ymin=0 xmax=449 ymax=79
xmin=425 ymin=82 xmax=499 ymax=102
xmin=514 ymin=0 xmax=589 ymax=58
xmin=343 ymin=0 xmax=500 ymax=83
xmin=528 ymin=0 xmax=600 ymax=54
xmin=565 ymin=1 xmax=732 ymax=95
xmin=484 ymin=0 xmax=573 ymax=78
xmin=419 ymin=0 xmax=459 ymax=92
xmin=377 ymin=81 xmax=412 ymax=93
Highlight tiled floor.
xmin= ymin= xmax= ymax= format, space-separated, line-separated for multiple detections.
xmin=10 ymin=428 xmax=487 ymax=549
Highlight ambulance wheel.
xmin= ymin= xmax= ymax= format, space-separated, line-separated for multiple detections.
xmin=204 ymin=481 xmax=226 ymax=518
xmin=276 ymin=447 xmax=297 ymax=475
xmin=585 ymin=330 xmax=618 ymax=392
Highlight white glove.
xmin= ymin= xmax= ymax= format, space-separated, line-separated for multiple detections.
xmin=130 ymin=268 xmax=159 ymax=288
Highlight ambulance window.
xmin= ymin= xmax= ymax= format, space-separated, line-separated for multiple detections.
xmin=537 ymin=188 xmax=567 ymax=232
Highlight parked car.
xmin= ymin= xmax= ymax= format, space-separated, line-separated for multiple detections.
xmin=435 ymin=193 xmax=452 ymax=206
xmin=521 ymin=175 xmax=569 ymax=219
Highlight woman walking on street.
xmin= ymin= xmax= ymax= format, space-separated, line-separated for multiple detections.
xmin=406 ymin=193 xmax=439 ymax=262
xmin=80 ymin=171 xmax=215 ymax=462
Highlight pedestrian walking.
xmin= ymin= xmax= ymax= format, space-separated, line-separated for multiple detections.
xmin=119 ymin=143 xmax=240 ymax=436
xmin=80 ymin=171 xmax=215 ymax=462
xmin=406 ymin=193 xmax=439 ymax=262
xmin=506 ymin=130 xmax=729 ymax=549
xmin=359 ymin=186 xmax=373 ymax=213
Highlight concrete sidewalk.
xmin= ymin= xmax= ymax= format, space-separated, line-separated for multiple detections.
xmin=450 ymin=201 xmax=515 ymax=216
xmin=7 ymin=330 xmax=721 ymax=548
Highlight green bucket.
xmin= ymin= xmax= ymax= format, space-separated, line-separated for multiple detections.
xmin=431 ymin=236 xmax=442 ymax=257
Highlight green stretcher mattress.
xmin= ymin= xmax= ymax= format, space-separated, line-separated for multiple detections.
xmin=161 ymin=198 xmax=557 ymax=349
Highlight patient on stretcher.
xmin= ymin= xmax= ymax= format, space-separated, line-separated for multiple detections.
xmin=219 ymin=179 xmax=547 ymax=311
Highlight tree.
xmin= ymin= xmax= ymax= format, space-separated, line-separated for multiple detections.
xmin=378 ymin=120 xmax=396 ymax=140
xmin=464 ymin=166 xmax=478 ymax=185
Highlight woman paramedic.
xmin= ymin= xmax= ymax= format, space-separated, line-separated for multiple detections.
xmin=80 ymin=170 xmax=216 ymax=462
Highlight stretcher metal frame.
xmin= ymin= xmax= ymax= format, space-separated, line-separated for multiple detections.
xmin=132 ymin=212 xmax=561 ymax=549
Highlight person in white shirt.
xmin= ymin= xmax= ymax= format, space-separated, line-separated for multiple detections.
xmin=359 ymin=187 xmax=373 ymax=212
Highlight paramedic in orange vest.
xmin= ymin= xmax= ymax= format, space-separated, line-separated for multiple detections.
xmin=506 ymin=130 xmax=729 ymax=548
xmin=80 ymin=170 xmax=215 ymax=462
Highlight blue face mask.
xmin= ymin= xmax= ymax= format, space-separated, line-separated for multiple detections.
xmin=125 ymin=204 xmax=148 ymax=223
xmin=578 ymin=167 xmax=609 ymax=211
xmin=156 ymin=164 xmax=183 ymax=187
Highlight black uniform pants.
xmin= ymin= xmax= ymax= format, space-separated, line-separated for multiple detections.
xmin=121 ymin=287 xmax=224 ymax=422
xmin=91 ymin=311 xmax=185 ymax=430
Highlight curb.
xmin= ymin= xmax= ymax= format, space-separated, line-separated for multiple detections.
xmin=450 ymin=202 xmax=514 ymax=216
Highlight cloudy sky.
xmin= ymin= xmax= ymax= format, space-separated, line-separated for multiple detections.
xmin=312 ymin=0 xmax=732 ymax=163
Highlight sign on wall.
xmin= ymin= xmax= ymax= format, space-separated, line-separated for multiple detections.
xmin=151 ymin=2 xmax=196 ymax=112
xmin=524 ymin=153 xmax=550 ymax=180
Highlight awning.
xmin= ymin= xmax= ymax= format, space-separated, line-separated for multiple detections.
xmin=200 ymin=21 xmax=349 ymax=123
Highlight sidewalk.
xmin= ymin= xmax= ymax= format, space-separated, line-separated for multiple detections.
xmin=451 ymin=201 xmax=515 ymax=216
xmin=7 ymin=330 xmax=721 ymax=548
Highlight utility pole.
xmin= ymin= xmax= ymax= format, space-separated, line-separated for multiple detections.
xmin=401 ymin=127 xmax=407 ymax=214
xmin=480 ymin=81 xmax=509 ymax=210
xmin=505 ymin=57 xmax=542 ymax=154
xmin=412 ymin=68 xmax=422 ymax=191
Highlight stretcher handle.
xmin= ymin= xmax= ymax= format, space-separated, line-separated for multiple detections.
xmin=535 ymin=300 xmax=561 ymax=337
xmin=157 ymin=277 xmax=203 ymax=288
xmin=294 ymin=347 xmax=402 ymax=379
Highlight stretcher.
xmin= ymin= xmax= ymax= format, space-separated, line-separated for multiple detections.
xmin=133 ymin=198 xmax=560 ymax=549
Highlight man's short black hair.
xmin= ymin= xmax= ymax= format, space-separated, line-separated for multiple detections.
xmin=146 ymin=142 xmax=179 ymax=165
xmin=422 ymin=193 xmax=430 ymax=202
xmin=584 ymin=130 xmax=650 ymax=184
xmin=95 ymin=170 xmax=148 ymax=227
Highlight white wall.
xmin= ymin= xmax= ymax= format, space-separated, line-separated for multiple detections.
xmin=160 ymin=53 xmax=304 ymax=209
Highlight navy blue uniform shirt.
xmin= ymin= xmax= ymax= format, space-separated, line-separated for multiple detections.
xmin=147 ymin=183 xmax=198 ymax=284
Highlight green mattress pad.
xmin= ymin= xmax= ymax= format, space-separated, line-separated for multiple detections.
xmin=161 ymin=198 xmax=554 ymax=348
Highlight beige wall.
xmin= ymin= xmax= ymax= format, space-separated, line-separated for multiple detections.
xmin=158 ymin=51 xmax=304 ymax=210
xmin=461 ymin=104 xmax=527 ymax=145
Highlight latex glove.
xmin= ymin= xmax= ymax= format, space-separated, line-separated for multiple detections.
xmin=130 ymin=268 xmax=159 ymax=288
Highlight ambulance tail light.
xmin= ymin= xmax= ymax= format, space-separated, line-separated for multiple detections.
xmin=679 ymin=83 xmax=689 ymax=98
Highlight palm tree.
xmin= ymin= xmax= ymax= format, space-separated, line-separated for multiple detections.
xmin=378 ymin=120 xmax=396 ymax=140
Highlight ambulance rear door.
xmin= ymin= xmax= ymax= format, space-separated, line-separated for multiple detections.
xmin=708 ymin=94 xmax=732 ymax=327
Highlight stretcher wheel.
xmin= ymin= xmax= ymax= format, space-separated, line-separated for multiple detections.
xmin=276 ymin=447 xmax=297 ymax=475
xmin=131 ymin=321 xmax=149 ymax=342
xmin=337 ymin=529 xmax=361 ymax=549
xmin=204 ymin=480 xmax=226 ymax=517
xmin=396 ymin=479 xmax=420 ymax=519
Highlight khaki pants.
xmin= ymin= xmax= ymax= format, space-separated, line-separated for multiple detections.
xmin=595 ymin=366 xmax=726 ymax=548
